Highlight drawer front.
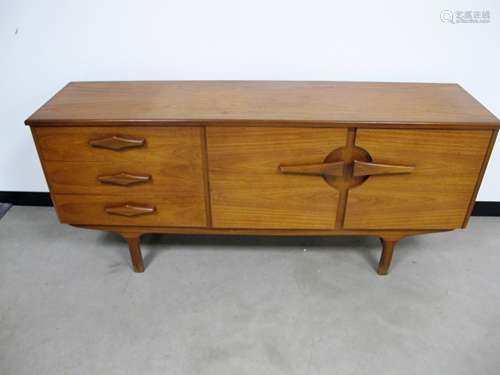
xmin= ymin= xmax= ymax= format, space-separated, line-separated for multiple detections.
xmin=207 ymin=127 xmax=346 ymax=229
xmin=344 ymin=129 xmax=492 ymax=229
xmin=33 ymin=127 xmax=201 ymax=162
xmin=43 ymin=161 xmax=203 ymax=195
xmin=53 ymin=194 xmax=206 ymax=227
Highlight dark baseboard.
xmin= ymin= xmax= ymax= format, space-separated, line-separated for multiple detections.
xmin=470 ymin=201 xmax=500 ymax=216
xmin=0 ymin=192 xmax=53 ymax=206
xmin=1 ymin=191 xmax=500 ymax=216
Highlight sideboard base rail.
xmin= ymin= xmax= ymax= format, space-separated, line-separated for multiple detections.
xmin=74 ymin=224 xmax=448 ymax=275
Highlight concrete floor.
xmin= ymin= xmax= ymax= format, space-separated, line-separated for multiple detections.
xmin=0 ymin=207 xmax=499 ymax=375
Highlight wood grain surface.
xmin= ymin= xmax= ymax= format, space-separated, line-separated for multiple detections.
xmin=344 ymin=129 xmax=493 ymax=229
xmin=53 ymin=194 xmax=206 ymax=227
xmin=25 ymin=81 xmax=500 ymax=128
xmin=33 ymin=126 xmax=202 ymax=162
xmin=42 ymin=161 xmax=205 ymax=196
xmin=207 ymin=127 xmax=346 ymax=229
xmin=33 ymin=126 xmax=208 ymax=227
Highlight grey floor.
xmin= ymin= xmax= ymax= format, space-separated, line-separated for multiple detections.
xmin=0 ymin=207 xmax=499 ymax=375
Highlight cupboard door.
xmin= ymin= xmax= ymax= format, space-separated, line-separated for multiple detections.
xmin=207 ymin=127 xmax=347 ymax=229
xmin=344 ymin=129 xmax=492 ymax=229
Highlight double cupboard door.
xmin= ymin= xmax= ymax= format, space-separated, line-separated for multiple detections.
xmin=207 ymin=127 xmax=491 ymax=230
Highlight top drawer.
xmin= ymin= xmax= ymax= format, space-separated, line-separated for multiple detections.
xmin=32 ymin=127 xmax=201 ymax=162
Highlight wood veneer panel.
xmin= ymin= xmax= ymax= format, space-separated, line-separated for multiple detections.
xmin=53 ymin=194 xmax=206 ymax=227
xmin=462 ymin=130 xmax=498 ymax=227
xmin=344 ymin=129 xmax=492 ymax=229
xmin=33 ymin=127 xmax=203 ymax=162
xmin=43 ymin=161 xmax=205 ymax=196
xmin=33 ymin=126 xmax=208 ymax=227
xmin=207 ymin=127 xmax=346 ymax=229
xmin=26 ymin=81 xmax=500 ymax=128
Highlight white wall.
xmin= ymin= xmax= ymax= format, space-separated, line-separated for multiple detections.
xmin=1 ymin=0 xmax=499 ymax=200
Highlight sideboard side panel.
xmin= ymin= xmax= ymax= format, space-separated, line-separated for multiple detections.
xmin=462 ymin=129 xmax=497 ymax=227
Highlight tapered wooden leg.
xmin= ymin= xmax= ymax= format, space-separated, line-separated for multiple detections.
xmin=122 ymin=234 xmax=144 ymax=273
xmin=377 ymin=238 xmax=397 ymax=275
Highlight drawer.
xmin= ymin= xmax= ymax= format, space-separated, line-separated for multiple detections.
xmin=43 ymin=161 xmax=204 ymax=195
xmin=53 ymin=194 xmax=207 ymax=227
xmin=344 ymin=129 xmax=492 ymax=229
xmin=32 ymin=127 xmax=202 ymax=162
xmin=207 ymin=127 xmax=347 ymax=229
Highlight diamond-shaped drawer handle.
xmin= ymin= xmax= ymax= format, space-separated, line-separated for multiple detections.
xmin=353 ymin=160 xmax=415 ymax=177
xmin=279 ymin=161 xmax=345 ymax=176
xmin=97 ymin=172 xmax=151 ymax=186
xmin=89 ymin=135 xmax=145 ymax=151
xmin=105 ymin=204 xmax=156 ymax=217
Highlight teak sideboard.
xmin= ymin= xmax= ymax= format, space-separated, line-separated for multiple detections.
xmin=26 ymin=81 xmax=500 ymax=274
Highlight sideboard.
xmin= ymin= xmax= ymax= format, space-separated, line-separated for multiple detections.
xmin=26 ymin=81 xmax=499 ymax=274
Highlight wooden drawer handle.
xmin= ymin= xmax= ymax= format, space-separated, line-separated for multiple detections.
xmin=353 ymin=160 xmax=415 ymax=177
xmin=105 ymin=204 xmax=156 ymax=217
xmin=279 ymin=161 xmax=344 ymax=176
xmin=89 ymin=135 xmax=145 ymax=151
xmin=97 ymin=172 xmax=151 ymax=186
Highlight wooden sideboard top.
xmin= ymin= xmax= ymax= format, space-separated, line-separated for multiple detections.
xmin=25 ymin=81 xmax=500 ymax=129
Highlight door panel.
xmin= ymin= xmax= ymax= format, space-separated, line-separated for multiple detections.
xmin=344 ymin=129 xmax=492 ymax=229
xmin=207 ymin=127 xmax=346 ymax=229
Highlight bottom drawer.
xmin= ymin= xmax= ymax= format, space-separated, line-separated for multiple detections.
xmin=53 ymin=194 xmax=207 ymax=227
